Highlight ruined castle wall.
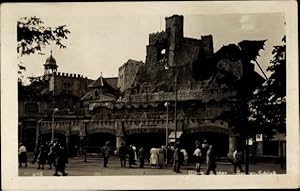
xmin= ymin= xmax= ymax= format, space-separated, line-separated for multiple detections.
xmin=176 ymin=42 xmax=201 ymax=68
xmin=118 ymin=60 xmax=143 ymax=92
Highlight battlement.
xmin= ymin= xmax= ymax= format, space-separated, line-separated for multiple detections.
xmin=53 ymin=72 xmax=87 ymax=79
xmin=149 ymin=31 xmax=167 ymax=44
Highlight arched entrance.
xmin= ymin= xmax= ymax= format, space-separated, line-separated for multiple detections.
xmin=87 ymin=133 xmax=116 ymax=153
xmin=69 ymin=135 xmax=80 ymax=157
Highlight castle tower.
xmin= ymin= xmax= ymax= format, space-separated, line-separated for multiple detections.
xmin=44 ymin=50 xmax=58 ymax=75
xmin=165 ymin=15 xmax=184 ymax=67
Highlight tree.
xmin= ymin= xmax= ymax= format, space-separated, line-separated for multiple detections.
xmin=249 ymin=36 xmax=286 ymax=139
xmin=17 ymin=16 xmax=71 ymax=82
xmin=17 ymin=16 xmax=70 ymax=56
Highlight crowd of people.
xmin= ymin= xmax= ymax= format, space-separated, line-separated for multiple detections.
xmin=19 ymin=138 xmax=244 ymax=176
xmin=19 ymin=140 xmax=69 ymax=176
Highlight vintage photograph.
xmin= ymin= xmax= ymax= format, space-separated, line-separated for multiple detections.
xmin=1 ymin=1 xmax=299 ymax=190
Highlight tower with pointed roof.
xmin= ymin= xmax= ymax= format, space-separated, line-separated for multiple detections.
xmin=44 ymin=50 xmax=58 ymax=75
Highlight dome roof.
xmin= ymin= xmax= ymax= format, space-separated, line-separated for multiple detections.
xmin=44 ymin=52 xmax=57 ymax=67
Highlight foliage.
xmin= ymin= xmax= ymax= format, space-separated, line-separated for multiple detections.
xmin=17 ymin=16 xmax=70 ymax=83
xmin=249 ymin=36 xmax=286 ymax=139
xmin=17 ymin=16 xmax=70 ymax=56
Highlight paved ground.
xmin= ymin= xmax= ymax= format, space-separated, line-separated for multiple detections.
xmin=19 ymin=154 xmax=286 ymax=176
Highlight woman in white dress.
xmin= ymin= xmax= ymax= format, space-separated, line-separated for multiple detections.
xmin=149 ymin=148 xmax=159 ymax=168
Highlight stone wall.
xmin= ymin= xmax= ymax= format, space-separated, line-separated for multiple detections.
xmin=50 ymin=72 xmax=91 ymax=98
xmin=118 ymin=59 xmax=143 ymax=92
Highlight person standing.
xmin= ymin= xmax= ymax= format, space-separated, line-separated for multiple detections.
xmin=132 ymin=145 xmax=137 ymax=165
xmin=173 ymin=142 xmax=181 ymax=173
xmin=193 ymin=144 xmax=202 ymax=175
xmin=180 ymin=148 xmax=188 ymax=165
xmin=101 ymin=141 xmax=111 ymax=168
xmin=128 ymin=145 xmax=135 ymax=168
xmin=233 ymin=148 xmax=244 ymax=173
xmin=168 ymin=145 xmax=174 ymax=164
xmin=158 ymin=146 xmax=165 ymax=169
xmin=149 ymin=147 xmax=158 ymax=168
xmin=138 ymin=146 xmax=145 ymax=168
xmin=119 ymin=143 xmax=127 ymax=168
xmin=206 ymin=145 xmax=217 ymax=175
xmin=18 ymin=143 xmax=27 ymax=167
xmin=53 ymin=142 xmax=68 ymax=176
xmin=201 ymin=139 xmax=209 ymax=162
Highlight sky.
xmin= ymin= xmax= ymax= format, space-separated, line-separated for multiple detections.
xmin=15 ymin=3 xmax=285 ymax=81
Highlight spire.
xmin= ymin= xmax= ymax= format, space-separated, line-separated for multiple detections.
xmin=44 ymin=50 xmax=58 ymax=74
xmin=99 ymin=72 xmax=104 ymax=86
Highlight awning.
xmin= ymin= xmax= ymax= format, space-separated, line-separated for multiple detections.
xmin=270 ymin=133 xmax=286 ymax=141
xmin=168 ymin=131 xmax=183 ymax=142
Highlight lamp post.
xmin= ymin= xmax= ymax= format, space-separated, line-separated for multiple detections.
xmin=51 ymin=108 xmax=59 ymax=142
xmin=165 ymin=64 xmax=178 ymax=145
xmin=174 ymin=69 xmax=178 ymax=145
xmin=164 ymin=101 xmax=170 ymax=164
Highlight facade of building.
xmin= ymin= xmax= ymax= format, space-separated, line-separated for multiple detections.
xmin=19 ymin=15 xmax=269 ymax=159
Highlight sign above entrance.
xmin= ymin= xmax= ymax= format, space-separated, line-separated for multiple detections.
xmin=168 ymin=131 xmax=183 ymax=142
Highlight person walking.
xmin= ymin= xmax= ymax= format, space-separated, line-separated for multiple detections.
xmin=173 ymin=142 xmax=181 ymax=173
xmin=31 ymin=142 xmax=40 ymax=164
xmin=101 ymin=141 xmax=111 ymax=168
xmin=233 ymin=148 xmax=244 ymax=173
xmin=18 ymin=143 xmax=27 ymax=167
xmin=119 ymin=143 xmax=127 ymax=168
xmin=53 ymin=142 xmax=68 ymax=176
xmin=193 ymin=144 xmax=202 ymax=175
xmin=37 ymin=143 xmax=48 ymax=169
xmin=206 ymin=145 xmax=217 ymax=175
xmin=138 ymin=146 xmax=145 ymax=168
xmin=47 ymin=141 xmax=55 ymax=169
xmin=158 ymin=146 xmax=165 ymax=169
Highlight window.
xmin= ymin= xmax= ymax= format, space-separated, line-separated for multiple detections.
xmin=158 ymin=48 xmax=167 ymax=63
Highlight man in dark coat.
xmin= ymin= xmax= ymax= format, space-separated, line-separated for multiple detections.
xmin=47 ymin=142 xmax=55 ymax=169
xmin=37 ymin=143 xmax=47 ymax=169
xmin=101 ymin=141 xmax=111 ymax=168
xmin=118 ymin=143 xmax=127 ymax=168
xmin=53 ymin=142 xmax=68 ymax=176
xmin=233 ymin=148 xmax=244 ymax=173
xmin=138 ymin=146 xmax=145 ymax=168
xmin=173 ymin=142 xmax=181 ymax=173
xmin=128 ymin=145 xmax=135 ymax=168
xmin=206 ymin=145 xmax=217 ymax=175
